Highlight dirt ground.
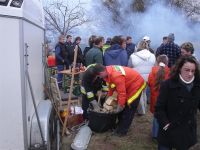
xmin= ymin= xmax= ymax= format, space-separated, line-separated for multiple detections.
xmin=62 ymin=110 xmax=200 ymax=150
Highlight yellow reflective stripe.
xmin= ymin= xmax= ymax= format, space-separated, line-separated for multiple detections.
xmin=80 ymin=86 xmax=86 ymax=94
xmin=127 ymin=82 xmax=147 ymax=105
xmin=102 ymin=85 xmax=109 ymax=91
xmin=114 ymin=66 xmax=126 ymax=75
xmin=87 ymin=92 xmax=94 ymax=98
xmin=86 ymin=64 xmax=96 ymax=69
xmin=110 ymin=83 xmax=116 ymax=88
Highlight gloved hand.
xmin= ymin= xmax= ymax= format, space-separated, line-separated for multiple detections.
xmin=90 ymin=100 xmax=101 ymax=112
xmin=101 ymin=92 xmax=108 ymax=98
xmin=114 ymin=104 xmax=124 ymax=113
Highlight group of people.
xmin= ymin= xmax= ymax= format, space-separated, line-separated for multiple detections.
xmin=54 ymin=33 xmax=200 ymax=150
xmin=55 ymin=35 xmax=84 ymax=88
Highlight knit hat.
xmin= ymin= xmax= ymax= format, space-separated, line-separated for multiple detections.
xmin=168 ymin=33 xmax=175 ymax=41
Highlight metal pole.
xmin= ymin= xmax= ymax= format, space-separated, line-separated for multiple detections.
xmin=26 ymin=70 xmax=45 ymax=145
xmin=25 ymin=43 xmax=45 ymax=146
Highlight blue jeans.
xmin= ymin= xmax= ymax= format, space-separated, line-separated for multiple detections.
xmin=146 ymin=85 xmax=150 ymax=104
xmin=152 ymin=117 xmax=159 ymax=138
xmin=57 ymin=65 xmax=64 ymax=87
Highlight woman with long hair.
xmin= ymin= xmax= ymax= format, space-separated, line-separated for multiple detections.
xmin=155 ymin=56 xmax=200 ymax=150
xmin=148 ymin=55 xmax=170 ymax=139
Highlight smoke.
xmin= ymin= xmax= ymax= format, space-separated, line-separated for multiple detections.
xmin=77 ymin=0 xmax=200 ymax=57
xmin=132 ymin=2 xmax=200 ymax=46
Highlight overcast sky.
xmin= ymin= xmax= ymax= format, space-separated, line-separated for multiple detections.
xmin=42 ymin=0 xmax=91 ymax=6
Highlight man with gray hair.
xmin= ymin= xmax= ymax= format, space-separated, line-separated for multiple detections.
xmin=156 ymin=33 xmax=180 ymax=67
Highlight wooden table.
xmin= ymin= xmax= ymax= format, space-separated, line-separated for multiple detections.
xmin=59 ymin=69 xmax=85 ymax=75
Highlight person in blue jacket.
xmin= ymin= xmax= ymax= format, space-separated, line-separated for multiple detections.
xmin=55 ymin=35 xmax=70 ymax=88
xmin=104 ymin=36 xmax=128 ymax=66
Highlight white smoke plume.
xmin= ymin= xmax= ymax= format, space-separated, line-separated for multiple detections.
xmin=76 ymin=0 xmax=200 ymax=57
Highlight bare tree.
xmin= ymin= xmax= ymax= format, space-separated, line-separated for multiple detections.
xmin=167 ymin=0 xmax=200 ymax=18
xmin=102 ymin=0 xmax=200 ymax=22
xmin=44 ymin=0 xmax=89 ymax=36
xmin=131 ymin=0 xmax=145 ymax=12
xmin=102 ymin=0 xmax=121 ymax=23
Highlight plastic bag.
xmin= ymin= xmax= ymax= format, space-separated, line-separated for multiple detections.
xmin=137 ymin=90 xmax=147 ymax=115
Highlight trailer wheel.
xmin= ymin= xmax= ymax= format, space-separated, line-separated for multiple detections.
xmin=48 ymin=110 xmax=61 ymax=150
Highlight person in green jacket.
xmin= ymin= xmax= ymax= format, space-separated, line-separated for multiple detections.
xmin=102 ymin=37 xmax=111 ymax=54
xmin=85 ymin=36 xmax=104 ymax=66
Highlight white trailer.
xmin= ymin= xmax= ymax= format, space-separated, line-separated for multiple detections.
xmin=0 ymin=0 xmax=59 ymax=150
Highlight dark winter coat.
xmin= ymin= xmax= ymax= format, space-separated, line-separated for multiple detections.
xmin=155 ymin=78 xmax=200 ymax=149
xmin=72 ymin=44 xmax=84 ymax=65
xmin=104 ymin=44 xmax=128 ymax=66
xmin=85 ymin=46 xmax=103 ymax=66
xmin=126 ymin=43 xmax=135 ymax=58
xmin=83 ymin=46 xmax=92 ymax=65
xmin=81 ymin=65 xmax=107 ymax=101
xmin=55 ymin=42 xmax=69 ymax=66
xmin=65 ymin=41 xmax=74 ymax=64
xmin=156 ymin=41 xmax=180 ymax=67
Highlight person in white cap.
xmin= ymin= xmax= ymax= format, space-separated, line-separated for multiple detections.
xmin=143 ymin=36 xmax=154 ymax=54
xmin=143 ymin=36 xmax=150 ymax=41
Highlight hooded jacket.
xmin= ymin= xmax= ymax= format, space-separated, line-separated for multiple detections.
xmin=128 ymin=49 xmax=156 ymax=81
xmin=104 ymin=44 xmax=128 ymax=66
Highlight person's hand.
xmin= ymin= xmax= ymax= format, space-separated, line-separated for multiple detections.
xmin=90 ymin=100 xmax=101 ymax=112
xmin=101 ymin=91 xmax=108 ymax=98
xmin=114 ymin=104 xmax=124 ymax=113
xmin=96 ymin=91 xmax=107 ymax=100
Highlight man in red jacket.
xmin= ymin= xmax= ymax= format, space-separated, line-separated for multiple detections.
xmin=94 ymin=64 xmax=146 ymax=136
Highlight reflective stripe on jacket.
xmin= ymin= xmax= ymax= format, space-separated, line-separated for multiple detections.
xmin=104 ymin=65 xmax=145 ymax=107
xmin=80 ymin=86 xmax=94 ymax=100
xmin=81 ymin=84 xmax=108 ymax=98
xmin=127 ymin=81 xmax=146 ymax=105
